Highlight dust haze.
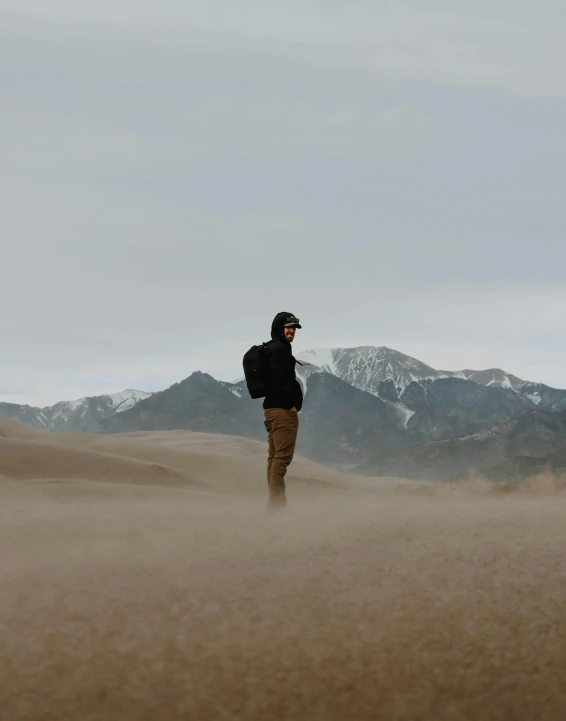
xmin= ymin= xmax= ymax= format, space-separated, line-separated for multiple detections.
xmin=2 ymin=420 xmax=566 ymax=720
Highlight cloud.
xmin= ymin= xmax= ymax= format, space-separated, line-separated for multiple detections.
xmin=4 ymin=0 xmax=566 ymax=95
xmin=0 ymin=5 xmax=565 ymax=404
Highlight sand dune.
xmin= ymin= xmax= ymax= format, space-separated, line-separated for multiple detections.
xmin=0 ymin=418 xmax=41 ymax=440
xmin=2 ymin=419 xmax=566 ymax=720
xmin=0 ymin=436 xmax=207 ymax=488
xmin=106 ymin=429 xmax=274 ymax=457
xmin=0 ymin=420 xmax=393 ymax=496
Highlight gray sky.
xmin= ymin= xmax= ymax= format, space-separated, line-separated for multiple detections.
xmin=2 ymin=1 xmax=566 ymax=406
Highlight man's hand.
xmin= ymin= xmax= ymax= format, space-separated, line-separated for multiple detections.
xmin=290 ymin=407 xmax=297 ymax=412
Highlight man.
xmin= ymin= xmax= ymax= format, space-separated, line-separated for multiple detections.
xmin=263 ymin=312 xmax=304 ymax=511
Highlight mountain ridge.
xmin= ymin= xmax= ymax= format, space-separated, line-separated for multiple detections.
xmin=0 ymin=389 xmax=152 ymax=433
xmin=296 ymin=346 xmax=566 ymax=412
xmin=3 ymin=347 xmax=566 ymax=481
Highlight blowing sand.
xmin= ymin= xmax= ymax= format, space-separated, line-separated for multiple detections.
xmin=1 ymin=420 xmax=566 ymax=720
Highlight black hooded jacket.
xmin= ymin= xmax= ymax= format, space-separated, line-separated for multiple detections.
xmin=263 ymin=312 xmax=304 ymax=412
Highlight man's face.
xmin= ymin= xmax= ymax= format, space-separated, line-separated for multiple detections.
xmin=284 ymin=326 xmax=297 ymax=342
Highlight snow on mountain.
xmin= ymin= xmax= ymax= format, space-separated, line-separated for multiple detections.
xmin=219 ymin=379 xmax=247 ymax=399
xmin=50 ymin=389 xmax=153 ymax=422
xmin=4 ymin=347 xmax=566 ymax=449
xmin=451 ymin=369 xmax=527 ymax=392
xmin=296 ymin=354 xmax=415 ymax=427
xmin=295 ymin=362 xmax=324 ymax=398
xmin=297 ymin=346 xmax=443 ymax=397
xmin=392 ymin=402 xmax=416 ymax=427
xmin=0 ymin=389 xmax=153 ymax=433
xmin=297 ymin=348 xmax=339 ymax=376
xmin=297 ymin=348 xmax=553 ymax=410
xmin=108 ymin=390 xmax=153 ymax=413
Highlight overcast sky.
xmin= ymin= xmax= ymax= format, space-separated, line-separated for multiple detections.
xmin=2 ymin=1 xmax=566 ymax=405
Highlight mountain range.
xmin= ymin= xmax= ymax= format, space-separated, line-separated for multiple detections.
xmin=296 ymin=346 xmax=566 ymax=411
xmin=0 ymin=390 xmax=152 ymax=434
xmin=3 ymin=346 xmax=566 ymax=481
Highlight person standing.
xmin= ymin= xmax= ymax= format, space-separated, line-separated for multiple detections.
xmin=262 ymin=312 xmax=303 ymax=511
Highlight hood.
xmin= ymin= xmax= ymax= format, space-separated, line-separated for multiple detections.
xmin=271 ymin=311 xmax=299 ymax=341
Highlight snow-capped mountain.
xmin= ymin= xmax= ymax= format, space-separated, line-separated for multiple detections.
xmin=297 ymin=346 xmax=566 ymax=413
xmin=296 ymin=347 xmax=446 ymax=427
xmin=108 ymin=389 xmax=153 ymax=412
xmin=49 ymin=389 xmax=153 ymax=422
xmin=0 ymin=389 xmax=152 ymax=433
xmin=293 ymin=358 xmax=415 ymax=428
xmin=297 ymin=346 xmax=447 ymax=397
xmin=295 ymin=345 xmax=566 ymax=441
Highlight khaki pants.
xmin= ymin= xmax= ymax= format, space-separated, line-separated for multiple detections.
xmin=264 ymin=408 xmax=299 ymax=507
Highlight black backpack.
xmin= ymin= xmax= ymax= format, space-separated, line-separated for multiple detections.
xmin=242 ymin=341 xmax=273 ymax=399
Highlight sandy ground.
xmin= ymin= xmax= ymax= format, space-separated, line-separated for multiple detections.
xmin=1 ymin=420 xmax=566 ymax=720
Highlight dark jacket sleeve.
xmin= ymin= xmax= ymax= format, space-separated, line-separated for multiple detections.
xmin=264 ymin=343 xmax=304 ymax=411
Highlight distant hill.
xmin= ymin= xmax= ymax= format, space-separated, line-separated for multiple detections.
xmin=102 ymin=372 xmax=264 ymax=440
xmin=362 ymin=410 xmax=566 ymax=481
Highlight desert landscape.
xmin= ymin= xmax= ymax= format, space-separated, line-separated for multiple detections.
xmin=2 ymin=419 xmax=566 ymax=720
xmin=4 ymin=0 xmax=565 ymax=717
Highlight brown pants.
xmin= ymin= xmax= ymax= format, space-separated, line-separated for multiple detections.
xmin=264 ymin=408 xmax=299 ymax=506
